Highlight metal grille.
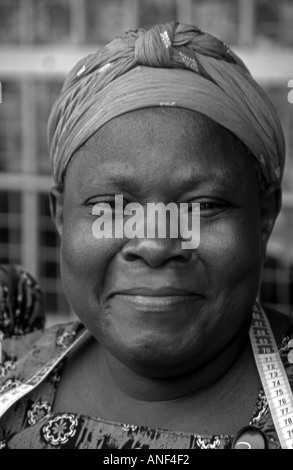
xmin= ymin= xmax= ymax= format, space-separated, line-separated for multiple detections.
xmin=0 ymin=191 xmax=21 ymax=265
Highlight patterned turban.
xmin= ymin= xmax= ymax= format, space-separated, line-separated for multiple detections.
xmin=48 ymin=21 xmax=285 ymax=188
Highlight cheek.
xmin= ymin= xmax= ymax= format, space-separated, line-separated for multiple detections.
xmin=60 ymin=215 xmax=121 ymax=309
xmin=199 ymin=213 xmax=262 ymax=288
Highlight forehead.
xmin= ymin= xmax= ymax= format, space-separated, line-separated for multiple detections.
xmin=65 ymin=108 xmax=255 ymax=194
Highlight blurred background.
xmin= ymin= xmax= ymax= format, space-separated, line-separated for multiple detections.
xmin=0 ymin=0 xmax=292 ymax=324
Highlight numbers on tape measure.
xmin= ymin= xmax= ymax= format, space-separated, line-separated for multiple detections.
xmin=261 ymin=355 xmax=275 ymax=363
xmin=259 ymin=347 xmax=274 ymax=354
xmin=280 ymin=407 xmax=290 ymax=416
xmin=250 ymin=306 xmax=293 ymax=449
xmin=253 ymin=328 xmax=269 ymax=336
xmin=266 ymin=371 xmax=280 ymax=378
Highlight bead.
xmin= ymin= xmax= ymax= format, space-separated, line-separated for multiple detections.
xmin=160 ymin=31 xmax=171 ymax=49
xmin=288 ymin=349 xmax=293 ymax=364
xmin=77 ymin=65 xmax=86 ymax=77
xmin=97 ymin=63 xmax=112 ymax=74
xmin=179 ymin=52 xmax=199 ymax=73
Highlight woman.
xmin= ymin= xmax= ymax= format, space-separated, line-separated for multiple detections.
xmin=0 ymin=21 xmax=292 ymax=449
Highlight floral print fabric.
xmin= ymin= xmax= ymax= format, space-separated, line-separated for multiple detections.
xmin=1 ymin=265 xmax=293 ymax=449
xmin=0 ymin=320 xmax=292 ymax=449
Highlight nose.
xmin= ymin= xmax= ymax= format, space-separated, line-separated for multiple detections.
xmin=121 ymin=237 xmax=192 ymax=268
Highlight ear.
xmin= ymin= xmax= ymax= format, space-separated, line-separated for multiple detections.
xmin=260 ymin=184 xmax=282 ymax=254
xmin=49 ymin=186 xmax=64 ymax=237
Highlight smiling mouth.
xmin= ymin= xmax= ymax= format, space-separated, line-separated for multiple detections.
xmin=114 ymin=294 xmax=199 ymax=310
xmin=108 ymin=288 xmax=201 ymax=311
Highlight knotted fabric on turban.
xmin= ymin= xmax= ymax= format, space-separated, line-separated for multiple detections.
xmin=48 ymin=21 xmax=285 ymax=188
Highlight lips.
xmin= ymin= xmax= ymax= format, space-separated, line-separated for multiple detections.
xmin=106 ymin=287 xmax=202 ymax=312
xmin=107 ymin=287 xmax=200 ymax=298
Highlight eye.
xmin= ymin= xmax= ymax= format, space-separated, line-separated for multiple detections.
xmin=200 ymin=202 xmax=223 ymax=211
xmin=198 ymin=200 xmax=230 ymax=216
xmin=183 ymin=199 xmax=231 ymax=217
xmin=94 ymin=201 xmax=115 ymax=210
xmin=89 ymin=196 xmax=129 ymax=216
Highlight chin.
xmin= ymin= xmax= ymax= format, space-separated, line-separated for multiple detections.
xmin=105 ymin=331 xmax=201 ymax=375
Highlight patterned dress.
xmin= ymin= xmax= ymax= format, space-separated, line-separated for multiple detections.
xmin=0 ymin=266 xmax=293 ymax=449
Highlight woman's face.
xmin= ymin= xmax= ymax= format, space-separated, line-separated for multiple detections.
xmin=53 ymin=108 xmax=273 ymax=377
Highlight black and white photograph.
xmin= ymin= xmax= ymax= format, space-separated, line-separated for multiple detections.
xmin=0 ymin=0 xmax=293 ymax=451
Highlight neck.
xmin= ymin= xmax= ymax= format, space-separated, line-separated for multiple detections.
xmin=99 ymin=317 xmax=252 ymax=402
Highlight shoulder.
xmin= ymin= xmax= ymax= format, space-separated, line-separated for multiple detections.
xmin=0 ymin=321 xmax=84 ymax=387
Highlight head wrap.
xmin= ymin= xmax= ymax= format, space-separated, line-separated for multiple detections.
xmin=48 ymin=21 xmax=285 ymax=188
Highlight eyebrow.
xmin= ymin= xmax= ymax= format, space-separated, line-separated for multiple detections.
xmin=102 ymin=173 xmax=143 ymax=193
xmin=82 ymin=167 xmax=237 ymax=195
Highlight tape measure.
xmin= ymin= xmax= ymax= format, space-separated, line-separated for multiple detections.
xmin=250 ymin=303 xmax=293 ymax=449
xmin=0 ymin=306 xmax=293 ymax=449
